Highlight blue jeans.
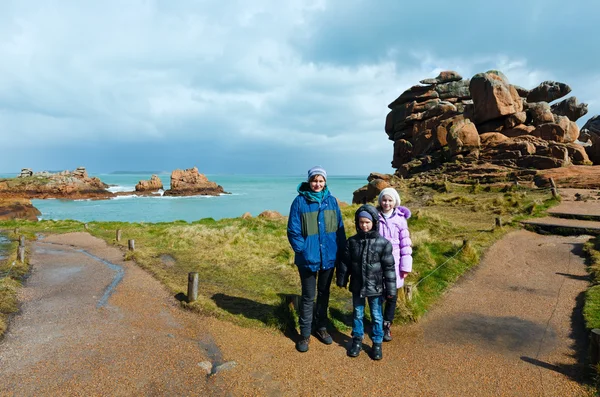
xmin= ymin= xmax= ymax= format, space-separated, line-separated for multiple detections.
xmin=351 ymin=294 xmax=384 ymax=344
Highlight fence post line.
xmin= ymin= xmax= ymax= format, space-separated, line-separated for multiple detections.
xmin=405 ymin=282 xmax=414 ymax=301
xmin=128 ymin=239 xmax=135 ymax=251
xmin=17 ymin=246 xmax=25 ymax=263
xmin=19 ymin=235 xmax=25 ymax=247
xmin=116 ymin=229 xmax=122 ymax=242
xmin=495 ymin=217 xmax=502 ymax=228
xmin=188 ymin=272 xmax=199 ymax=302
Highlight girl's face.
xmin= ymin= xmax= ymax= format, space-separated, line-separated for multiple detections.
xmin=309 ymin=175 xmax=326 ymax=192
xmin=358 ymin=217 xmax=373 ymax=232
xmin=381 ymin=195 xmax=395 ymax=212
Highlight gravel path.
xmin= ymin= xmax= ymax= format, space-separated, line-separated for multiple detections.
xmin=0 ymin=230 xmax=592 ymax=396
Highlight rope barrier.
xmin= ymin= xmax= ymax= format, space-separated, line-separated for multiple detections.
xmin=0 ymin=261 xmax=15 ymax=280
xmin=413 ymin=229 xmax=488 ymax=288
xmin=409 ymin=184 xmax=556 ymax=290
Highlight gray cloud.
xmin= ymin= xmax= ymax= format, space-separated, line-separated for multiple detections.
xmin=0 ymin=0 xmax=598 ymax=174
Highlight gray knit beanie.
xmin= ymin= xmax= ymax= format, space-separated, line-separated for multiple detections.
xmin=307 ymin=166 xmax=327 ymax=181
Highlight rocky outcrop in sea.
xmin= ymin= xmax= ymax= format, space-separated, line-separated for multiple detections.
xmin=0 ymin=167 xmax=113 ymax=199
xmin=163 ymin=167 xmax=227 ymax=196
xmin=135 ymin=175 xmax=163 ymax=192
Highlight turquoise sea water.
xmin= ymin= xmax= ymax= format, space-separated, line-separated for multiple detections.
xmin=0 ymin=173 xmax=368 ymax=223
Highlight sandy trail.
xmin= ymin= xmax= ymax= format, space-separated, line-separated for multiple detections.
xmin=0 ymin=230 xmax=592 ymax=396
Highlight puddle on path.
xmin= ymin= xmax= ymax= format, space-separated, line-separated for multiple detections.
xmin=0 ymin=234 xmax=10 ymax=261
xmin=77 ymin=249 xmax=125 ymax=308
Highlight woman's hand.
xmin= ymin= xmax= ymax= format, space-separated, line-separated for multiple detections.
xmin=400 ymin=271 xmax=409 ymax=279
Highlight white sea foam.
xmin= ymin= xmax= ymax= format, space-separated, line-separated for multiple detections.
xmin=112 ymin=195 xmax=138 ymax=200
xmin=107 ymin=185 xmax=135 ymax=193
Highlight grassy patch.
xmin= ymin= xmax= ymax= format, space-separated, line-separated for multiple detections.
xmin=583 ymin=236 xmax=600 ymax=390
xmin=584 ymin=237 xmax=600 ymax=329
xmin=0 ymin=232 xmax=31 ymax=336
xmin=0 ymin=183 xmax=559 ymax=336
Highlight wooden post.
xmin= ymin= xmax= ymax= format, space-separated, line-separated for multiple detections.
xmin=405 ymin=282 xmax=414 ymax=301
xmin=188 ymin=272 xmax=199 ymax=302
xmin=116 ymin=229 xmax=122 ymax=242
xmin=19 ymin=235 xmax=25 ymax=247
xmin=14 ymin=227 xmax=19 ymax=235
xmin=286 ymin=295 xmax=299 ymax=310
xmin=84 ymin=223 xmax=89 ymax=230
xmin=17 ymin=246 xmax=25 ymax=263
xmin=128 ymin=239 xmax=135 ymax=251
xmin=495 ymin=217 xmax=502 ymax=228
xmin=551 ymin=187 xmax=559 ymax=199
xmin=590 ymin=329 xmax=600 ymax=366
xmin=549 ymin=177 xmax=556 ymax=189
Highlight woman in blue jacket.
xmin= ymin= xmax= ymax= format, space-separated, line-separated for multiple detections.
xmin=287 ymin=166 xmax=346 ymax=353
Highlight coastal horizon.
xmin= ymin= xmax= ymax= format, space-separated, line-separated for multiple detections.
xmin=1 ymin=173 xmax=369 ymax=224
xmin=0 ymin=169 xmax=372 ymax=178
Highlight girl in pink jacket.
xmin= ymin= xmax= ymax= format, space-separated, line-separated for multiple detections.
xmin=377 ymin=187 xmax=412 ymax=342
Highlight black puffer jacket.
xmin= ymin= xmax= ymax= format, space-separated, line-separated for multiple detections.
xmin=336 ymin=204 xmax=397 ymax=297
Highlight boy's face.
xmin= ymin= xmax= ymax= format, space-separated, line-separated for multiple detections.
xmin=358 ymin=217 xmax=373 ymax=232
xmin=309 ymin=175 xmax=326 ymax=192
xmin=381 ymin=195 xmax=394 ymax=212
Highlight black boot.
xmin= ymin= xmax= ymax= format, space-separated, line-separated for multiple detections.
xmin=296 ymin=336 xmax=310 ymax=353
xmin=372 ymin=343 xmax=382 ymax=360
xmin=348 ymin=338 xmax=362 ymax=357
xmin=383 ymin=321 xmax=392 ymax=342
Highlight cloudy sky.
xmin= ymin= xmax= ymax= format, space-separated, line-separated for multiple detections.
xmin=1 ymin=0 xmax=599 ymax=176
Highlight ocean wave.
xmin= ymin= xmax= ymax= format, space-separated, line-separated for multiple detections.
xmin=107 ymin=185 xmax=136 ymax=193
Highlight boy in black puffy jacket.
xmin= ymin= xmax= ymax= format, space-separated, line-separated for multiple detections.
xmin=336 ymin=204 xmax=396 ymax=360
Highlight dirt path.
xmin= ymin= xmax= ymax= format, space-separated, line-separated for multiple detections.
xmin=0 ymin=230 xmax=592 ymax=396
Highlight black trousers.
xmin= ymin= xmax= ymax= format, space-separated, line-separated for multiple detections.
xmin=383 ymin=294 xmax=397 ymax=323
xmin=297 ymin=266 xmax=334 ymax=338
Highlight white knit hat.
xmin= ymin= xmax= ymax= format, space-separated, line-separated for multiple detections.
xmin=378 ymin=187 xmax=401 ymax=208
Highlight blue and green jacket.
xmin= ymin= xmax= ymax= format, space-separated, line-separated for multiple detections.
xmin=287 ymin=183 xmax=346 ymax=272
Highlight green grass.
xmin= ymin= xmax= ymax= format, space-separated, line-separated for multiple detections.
xmin=583 ymin=236 xmax=600 ymax=390
xmin=0 ymin=182 xmax=560 ymax=336
xmin=584 ymin=237 xmax=600 ymax=329
xmin=0 ymin=232 xmax=30 ymax=335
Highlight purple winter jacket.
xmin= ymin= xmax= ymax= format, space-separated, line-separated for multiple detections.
xmin=377 ymin=206 xmax=412 ymax=288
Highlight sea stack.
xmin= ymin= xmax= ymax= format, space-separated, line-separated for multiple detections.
xmin=163 ymin=167 xmax=227 ymax=196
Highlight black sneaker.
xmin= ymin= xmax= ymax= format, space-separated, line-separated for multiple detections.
xmin=383 ymin=321 xmax=392 ymax=342
xmin=296 ymin=337 xmax=310 ymax=353
xmin=372 ymin=343 xmax=383 ymax=360
xmin=314 ymin=328 xmax=333 ymax=345
xmin=348 ymin=338 xmax=362 ymax=357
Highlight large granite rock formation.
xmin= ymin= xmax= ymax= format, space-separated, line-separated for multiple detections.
xmin=163 ymin=167 xmax=227 ymax=196
xmin=581 ymin=115 xmax=600 ymax=164
xmin=0 ymin=167 xmax=113 ymax=199
xmin=352 ymin=71 xmax=599 ymax=204
xmin=386 ymin=70 xmax=593 ymax=178
xmin=135 ymin=175 xmax=163 ymax=192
